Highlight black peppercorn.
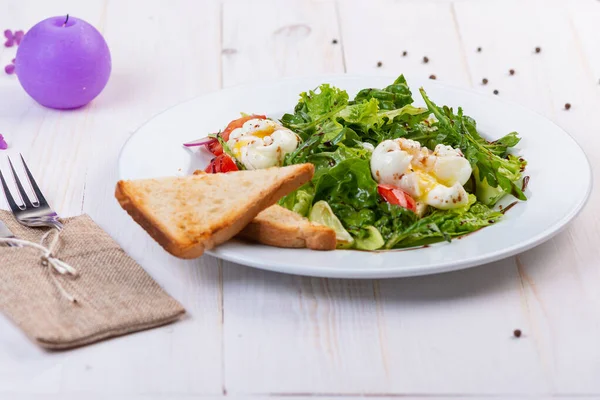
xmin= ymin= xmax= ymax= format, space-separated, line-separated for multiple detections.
xmin=513 ymin=329 xmax=522 ymax=338
xmin=493 ymin=89 xmax=499 ymax=95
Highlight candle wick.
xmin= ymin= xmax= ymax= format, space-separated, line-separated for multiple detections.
xmin=63 ymin=14 xmax=69 ymax=26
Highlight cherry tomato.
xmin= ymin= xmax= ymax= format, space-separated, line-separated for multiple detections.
xmin=222 ymin=114 xmax=267 ymax=141
xmin=205 ymin=139 xmax=223 ymax=156
xmin=205 ymin=154 xmax=239 ymax=173
xmin=377 ymin=184 xmax=417 ymax=212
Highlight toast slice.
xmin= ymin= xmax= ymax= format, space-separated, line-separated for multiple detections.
xmin=237 ymin=205 xmax=336 ymax=250
xmin=115 ymin=164 xmax=314 ymax=259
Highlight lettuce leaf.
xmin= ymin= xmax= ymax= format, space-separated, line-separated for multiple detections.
xmin=281 ymin=156 xmax=503 ymax=250
xmin=277 ymin=74 xmax=527 ymax=249
xmin=313 ymin=158 xmax=379 ymax=210
xmin=354 ymin=75 xmax=414 ymax=110
xmin=337 ymin=98 xmax=384 ymax=131
xmin=282 ymin=79 xmax=431 ymax=160
xmin=279 ymin=185 xmax=315 ymax=217
xmin=280 ymin=84 xmax=349 ymax=137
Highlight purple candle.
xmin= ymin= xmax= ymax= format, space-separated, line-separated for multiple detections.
xmin=15 ymin=15 xmax=111 ymax=110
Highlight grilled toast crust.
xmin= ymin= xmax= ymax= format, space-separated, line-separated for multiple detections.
xmin=115 ymin=164 xmax=314 ymax=259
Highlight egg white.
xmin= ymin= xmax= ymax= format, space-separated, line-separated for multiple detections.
xmin=370 ymin=139 xmax=472 ymax=210
xmin=227 ymin=118 xmax=299 ymax=170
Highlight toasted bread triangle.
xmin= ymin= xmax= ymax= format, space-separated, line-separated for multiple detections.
xmin=115 ymin=164 xmax=314 ymax=259
xmin=237 ymin=205 xmax=336 ymax=250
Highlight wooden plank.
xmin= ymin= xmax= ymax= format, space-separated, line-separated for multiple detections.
xmin=222 ymin=0 xmax=345 ymax=87
xmin=338 ymin=1 xmax=547 ymax=394
xmin=338 ymin=0 xmax=471 ymax=85
xmin=70 ymin=0 xmax=223 ymax=395
xmin=455 ymin=0 xmax=600 ymax=394
xmin=569 ymin=0 xmax=600 ymax=94
xmin=1 ymin=0 xmax=599 ymax=397
xmin=220 ymin=1 xmax=390 ymax=394
xmin=0 ymin=0 xmax=108 ymax=395
xmin=0 ymin=0 xmax=224 ymax=396
xmin=376 ymin=262 xmax=547 ymax=393
xmin=220 ymin=0 xmax=550 ymax=396
xmin=6 ymin=395 xmax=581 ymax=400
xmin=222 ymin=266 xmax=389 ymax=393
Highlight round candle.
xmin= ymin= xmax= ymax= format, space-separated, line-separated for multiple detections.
xmin=15 ymin=15 xmax=111 ymax=109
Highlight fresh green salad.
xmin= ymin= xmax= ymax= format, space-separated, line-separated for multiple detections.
xmin=194 ymin=75 xmax=528 ymax=250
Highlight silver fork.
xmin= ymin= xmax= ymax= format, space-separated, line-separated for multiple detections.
xmin=0 ymin=220 xmax=19 ymax=246
xmin=0 ymin=155 xmax=63 ymax=231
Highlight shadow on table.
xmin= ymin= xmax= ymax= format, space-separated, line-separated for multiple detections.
xmin=218 ymin=253 xmax=529 ymax=305
xmin=201 ymin=220 xmax=589 ymax=312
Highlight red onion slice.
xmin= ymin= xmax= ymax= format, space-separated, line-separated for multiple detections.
xmin=183 ymin=137 xmax=217 ymax=147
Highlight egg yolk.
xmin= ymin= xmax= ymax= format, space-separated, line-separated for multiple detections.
xmin=251 ymin=125 xmax=276 ymax=139
xmin=413 ymin=169 xmax=439 ymax=199
xmin=232 ymin=139 xmax=254 ymax=158
xmin=231 ymin=125 xmax=277 ymax=158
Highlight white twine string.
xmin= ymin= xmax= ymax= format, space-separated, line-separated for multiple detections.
xmin=0 ymin=229 xmax=78 ymax=303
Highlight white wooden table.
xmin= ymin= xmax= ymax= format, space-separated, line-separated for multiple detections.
xmin=1 ymin=0 xmax=599 ymax=398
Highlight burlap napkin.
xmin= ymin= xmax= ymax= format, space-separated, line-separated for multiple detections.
xmin=0 ymin=210 xmax=185 ymax=350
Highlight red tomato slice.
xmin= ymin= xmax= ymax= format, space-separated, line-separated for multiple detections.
xmin=205 ymin=139 xmax=223 ymax=156
xmin=205 ymin=154 xmax=239 ymax=173
xmin=377 ymin=184 xmax=417 ymax=212
xmin=222 ymin=114 xmax=267 ymax=141
xmin=204 ymin=159 xmax=216 ymax=173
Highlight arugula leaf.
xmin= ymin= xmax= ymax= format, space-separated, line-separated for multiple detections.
xmin=277 ymin=75 xmax=528 ymax=249
xmin=283 ymin=130 xmax=325 ymax=166
xmin=281 ymin=76 xmax=429 ymax=160
xmin=462 ymin=115 xmax=520 ymax=157
xmin=383 ymin=194 xmax=503 ymax=248
xmin=418 ymin=88 xmax=526 ymax=203
xmin=374 ymin=202 xmax=419 ymax=243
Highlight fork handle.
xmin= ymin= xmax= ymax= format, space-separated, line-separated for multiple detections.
xmin=1 ymin=236 xmax=22 ymax=247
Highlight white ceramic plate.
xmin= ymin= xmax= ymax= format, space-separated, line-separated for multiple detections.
xmin=119 ymin=75 xmax=591 ymax=278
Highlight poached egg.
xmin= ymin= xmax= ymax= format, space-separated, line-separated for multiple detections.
xmin=227 ymin=118 xmax=300 ymax=170
xmin=370 ymin=138 xmax=472 ymax=210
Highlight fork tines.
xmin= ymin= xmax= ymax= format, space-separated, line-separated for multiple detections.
xmin=0 ymin=154 xmax=48 ymax=212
